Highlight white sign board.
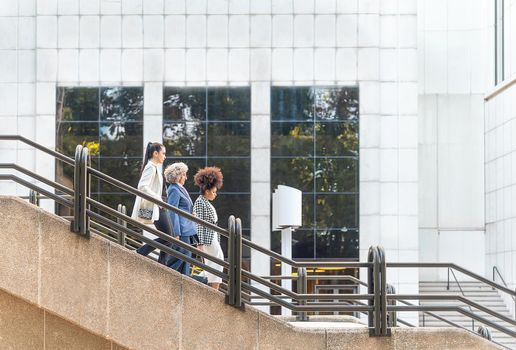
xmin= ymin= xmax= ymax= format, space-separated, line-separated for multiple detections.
xmin=272 ymin=185 xmax=302 ymax=230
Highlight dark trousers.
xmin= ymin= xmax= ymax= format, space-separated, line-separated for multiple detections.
xmin=164 ymin=235 xmax=192 ymax=276
xmin=136 ymin=208 xmax=174 ymax=265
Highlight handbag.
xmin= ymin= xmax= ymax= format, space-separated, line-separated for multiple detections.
xmin=136 ymin=165 xmax=158 ymax=224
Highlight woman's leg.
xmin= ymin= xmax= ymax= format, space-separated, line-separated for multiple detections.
xmin=205 ymin=236 xmax=224 ymax=289
xmin=136 ymin=208 xmax=174 ymax=261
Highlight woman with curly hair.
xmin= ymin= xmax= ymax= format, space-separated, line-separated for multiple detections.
xmin=192 ymin=166 xmax=224 ymax=290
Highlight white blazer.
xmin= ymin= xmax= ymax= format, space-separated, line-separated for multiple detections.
xmin=131 ymin=161 xmax=163 ymax=223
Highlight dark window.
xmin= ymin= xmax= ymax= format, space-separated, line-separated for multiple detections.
xmin=163 ymin=87 xmax=251 ymax=234
xmin=271 ymin=86 xmax=359 ymax=260
xmin=56 ymin=86 xmax=144 ymax=216
xmin=495 ymin=0 xmax=505 ymax=85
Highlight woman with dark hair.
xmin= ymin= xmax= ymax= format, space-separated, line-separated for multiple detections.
xmin=192 ymin=166 xmax=224 ymax=290
xmin=132 ymin=142 xmax=173 ymax=264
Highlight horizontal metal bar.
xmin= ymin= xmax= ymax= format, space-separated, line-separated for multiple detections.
xmin=0 ymin=135 xmax=74 ymax=165
xmin=259 ymin=275 xmax=367 ymax=286
xmin=390 ymin=294 xmax=516 ymax=326
xmin=0 ymin=175 xmax=73 ymax=208
xmin=242 ymin=283 xmax=374 ymax=312
xmin=388 ymin=263 xmax=516 ymax=297
xmin=87 ymin=167 xmax=229 ymax=237
xmin=88 ymin=210 xmax=229 ymax=280
xmin=87 ymin=198 xmax=229 ymax=269
xmin=0 ymin=164 xmax=74 ymax=195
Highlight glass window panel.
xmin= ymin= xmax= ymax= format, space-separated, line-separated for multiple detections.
xmin=56 ymin=87 xmax=99 ymax=122
xmin=315 ymin=122 xmax=358 ymax=157
xmin=315 ymin=230 xmax=359 ymax=259
xmin=292 ymin=230 xmax=315 ymax=259
xmin=271 ymin=122 xmax=314 ymax=156
xmin=208 ymin=157 xmax=250 ymax=192
xmin=207 ymin=122 xmax=250 ymax=157
xmin=100 ymin=87 xmax=143 ymax=122
xmin=301 ymin=193 xmax=315 ymax=228
xmin=98 ymin=158 xmax=143 ymax=193
xmin=271 ymin=86 xmax=314 ymax=121
xmin=163 ymin=122 xmax=206 ymax=157
xmin=163 ymin=87 xmax=206 ymax=121
xmin=315 ymin=194 xmax=357 ymax=230
xmin=207 ymin=87 xmax=250 ymax=121
xmin=212 ymin=194 xmax=250 ymax=229
xmin=315 ymin=158 xmax=358 ymax=193
xmin=56 ymin=122 xmax=99 ymax=157
xmin=99 ymin=122 xmax=143 ymax=157
xmin=271 ymin=158 xmax=314 ymax=192
xmin=314 ymin=87 xmax=359 ymax=121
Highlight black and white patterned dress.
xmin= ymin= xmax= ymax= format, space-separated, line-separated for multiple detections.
xmin=193 ymin=195 xmax=223 ymax=283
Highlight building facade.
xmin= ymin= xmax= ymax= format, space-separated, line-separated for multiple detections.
xmin=1 ymin=0 xmax=514 ymax=323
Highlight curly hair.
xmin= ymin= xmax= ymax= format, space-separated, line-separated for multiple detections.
xmin=164 ymin=162 xmax=188 ymax=184
xmin=194 ymin=166 xmax=223 ymax=194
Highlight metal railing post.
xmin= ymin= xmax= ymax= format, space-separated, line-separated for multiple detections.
xmin=378 ymin=246 xmax=389 ymax=336
xmin=297 ymin=267 xmax=308 ymax=321
xmin=79 ymin=147 xmax=90 ymax=237
xmin=368 ymin=246 xmax=381 ymax=336
xmin=387 ymin=283 xmax=397 ymax=328
xmin=117 ymin=204 xmax=127 ymax=246
xmin=71 ymin=145 xmax=83 ymax=233
xmin=234 ymin=217 xmax=243 ymax=309
xmin=29 ymin=189 xmax=40 ymax=206
xmin=225 ymin=215 xmax=236 ymax=306
xmin=447 ymin=267 xmax=450 ymax=290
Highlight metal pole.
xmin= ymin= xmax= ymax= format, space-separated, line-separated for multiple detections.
xmin=297 ymin=267 xmax=308 ymax=321
xmin=117 ymin=204 xmax=126 ymax=246
xmin=367 ymin=246 xmax=375 ymax=333
xmin=447 ymin=268 xmax=450 ymax=290
xmin=225 ymin=216 xmax=236 ymax=306
xmin=79 ymin=147 xmax=90 ymax=237
xmin=72 ymin=145 xmax=83 ymax=233
xmin=378 ymin=246 xmax=388 ymax=335
xmin=234 ymin=217 xmax=243 ymax=309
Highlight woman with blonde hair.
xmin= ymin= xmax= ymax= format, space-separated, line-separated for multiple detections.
xmin=163 ymin=162 xmax=198 ymax=276
xmin=192 ymin=166 xmax=224 ymax=290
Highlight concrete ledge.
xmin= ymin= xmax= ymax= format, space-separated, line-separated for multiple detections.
xmin=0 ymin=197 xmax=503 ymax=350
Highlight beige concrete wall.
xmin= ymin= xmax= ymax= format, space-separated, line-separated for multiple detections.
xmin=0 ymin=197 xmax=500 ymax=350
xmin=0 ymin=289 xmax=128 ymax=350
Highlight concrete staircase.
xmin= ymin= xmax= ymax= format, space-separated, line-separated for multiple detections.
xmin=419 ymin=281 xmax=516 ymax=349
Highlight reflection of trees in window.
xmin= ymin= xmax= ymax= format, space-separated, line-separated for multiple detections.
xmin=55 ymin=86 xmax=144 ymax=216
xmin=162 ymin=87 xmax=251 ymax=235
xmin=271 ymin=86 xmax=359 ymax=260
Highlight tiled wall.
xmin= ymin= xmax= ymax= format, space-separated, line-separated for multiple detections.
xmin=0 ymin=0 xmax=419 ymax=321
xmin=417 ymin=0 xmax=488 ymax=281
xmin=485 ymin=0 xmax=516 ymax=313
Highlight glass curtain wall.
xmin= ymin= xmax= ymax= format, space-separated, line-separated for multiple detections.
xmin=270 ymin=86 xmax=359 ymax=260
xmin=56 ymin=87 xmax=144 ymax=214
xmin=162 ymin=86 xmax=251 ymax=266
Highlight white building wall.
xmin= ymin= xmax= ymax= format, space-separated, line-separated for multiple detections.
xmin=484 ymin=0 xmax=516 ymax=318
xmin=0 ymin=0 xmax=419 ymax=321
xmin=417 ymin=0 xmax=487 ymax=281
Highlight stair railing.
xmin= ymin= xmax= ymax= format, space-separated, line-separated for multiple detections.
xmin=1 ymin=135 xmax=516 ymax=344
xmin=493 ymin=266 xmax=516 ymax=320
xmin=447 ymin=267 xmax=475 ymax=330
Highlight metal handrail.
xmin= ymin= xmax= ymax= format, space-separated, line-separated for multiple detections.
xmin=447 ymin=268 xmax=475 ymax=330
xmin=389 ymin=262 xmax=516 ymax=297
xmin=493 ymin=265 xmax=516 ymax=320
xmin=1 ymin=136 xmax=516 ymax=342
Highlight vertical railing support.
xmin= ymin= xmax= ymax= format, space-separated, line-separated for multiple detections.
xmin=234 ymin=217 xmax=243 ymax=308
xmin=117 ymin=204 xmax=127 ymax=246
xmin=71 ymin=145 xmax=83 ymax=233
xmin=297 ymin=267 xmax=308 ymax=321
xmin=378 ymin=246 xmax=390 ymax=336
xmin=225 ymin=215 xmax=236 ymax=306
xmin=29 ymin=189 xmax=40 ymax=206
xmin=386 ymin=283 xmax=397 ymax=327
xmin=79 ymin=147 xmax=91 ymax=237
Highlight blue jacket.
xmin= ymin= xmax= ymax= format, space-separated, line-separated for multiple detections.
xmin=167 ymin=183 xmax=196 ymax=237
